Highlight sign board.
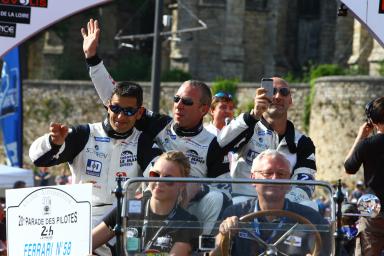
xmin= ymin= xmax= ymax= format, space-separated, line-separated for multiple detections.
xmin=0 ymin=0 xmax=112 ymax=58
xmin=342 ymin=0 xmax=384 ymax=47
xmin=6 ymin=184 xmax=92 ymax=256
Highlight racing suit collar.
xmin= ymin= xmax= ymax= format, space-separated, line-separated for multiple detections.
xmin=173 ymin=121 xmax=204 ymax=137
xmin=102 ymin=115 xmax=133 ymax=139
xmin=260 ymin=117 xmax=297 ymax=153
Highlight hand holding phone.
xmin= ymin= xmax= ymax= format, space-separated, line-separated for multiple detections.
xmin=260 ymin=78 xmax=274 ymax=99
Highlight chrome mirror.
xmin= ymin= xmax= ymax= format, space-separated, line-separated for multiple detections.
xmin=357 ymin=194 xmax=381 ymax=218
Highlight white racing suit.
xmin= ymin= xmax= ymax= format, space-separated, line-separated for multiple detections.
xmin=87 ymin=56 xmax=243 ymax=234
xmin=218 ymin=113 xmax=318 ymax=209
xmin=29 ymin=122 xmax=160 ymax=226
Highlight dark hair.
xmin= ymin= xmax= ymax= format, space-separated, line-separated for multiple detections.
xmin=111 ymin=81 xmax=143 ymax=107
xmin=13 ymin=180 xmax=26 ymax=189
xmin=184 ymin=80 xmax=212 ymax=107
xmin=366 ymin=97 xmax=384 ymax=124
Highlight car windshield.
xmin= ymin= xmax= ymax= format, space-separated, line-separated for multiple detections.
xmin=115 ymin=177 xmax=335 ymax=256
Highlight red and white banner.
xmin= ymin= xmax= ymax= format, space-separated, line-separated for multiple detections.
xmin=0 ymin=0 xmax=112 ymax=58
xmin=342 ymin=0 xmax=384 ymax=47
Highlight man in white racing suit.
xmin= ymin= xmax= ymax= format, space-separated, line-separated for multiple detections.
xmin=81 ymin=19 xmax=244 ymax=234
xmin=217 ymin=77 xmax=317 ymax=208
xmin=29 ymin=81 xmax=161 ymax=226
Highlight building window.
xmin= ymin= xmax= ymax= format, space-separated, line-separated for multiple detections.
xmin=298 ymin=0 xmax=320 ymax=19
xmin=246 ymin=0 xmax=268 ymax=11
xmin=198 ymin=0 xmax=226 ymax=8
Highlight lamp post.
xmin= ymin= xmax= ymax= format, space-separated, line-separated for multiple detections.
xmin=150 ymin=0 xmax=163 ymax=112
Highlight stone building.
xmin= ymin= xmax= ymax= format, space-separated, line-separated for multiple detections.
xmin=169 ymin=0 xmax=352 ymax=81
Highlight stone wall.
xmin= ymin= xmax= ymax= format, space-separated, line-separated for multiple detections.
xmin=309 ymin=76 xmax=384 ymax=184
xmin=1 ymin=80 xmax=310 ymax=172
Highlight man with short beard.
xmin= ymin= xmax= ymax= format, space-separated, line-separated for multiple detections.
xmin=218 ymin=77 xmax=317 ymax=207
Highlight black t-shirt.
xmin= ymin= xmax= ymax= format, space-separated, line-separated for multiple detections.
xmin=103 ymin=199 xmax=200 ymax=253
xmin=0 ymin=222 xmax=5 ymax=241
xmin=344 ymin=134 xmax=384 ymax=203
xmin=221 ymin=199 xmax=331 ymax=256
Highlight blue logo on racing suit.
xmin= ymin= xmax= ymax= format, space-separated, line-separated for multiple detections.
xmin=120 ymin=150 xmax=137 ymax=167
xmin=94 ymin=136 xmax=110 ymax=142
xmin=245 ymin=150 xmax=259 ymax=165
xmin=86 ymin=159 xmax=102 ymax=177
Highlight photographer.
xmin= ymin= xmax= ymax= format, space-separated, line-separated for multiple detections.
xmin=344 ymin=96 xmax=384 ymax=256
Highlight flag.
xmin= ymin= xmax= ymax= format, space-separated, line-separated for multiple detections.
xmin=0 ymin=47 xmax=22 ymax=167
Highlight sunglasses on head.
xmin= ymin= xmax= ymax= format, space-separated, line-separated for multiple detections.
xmin=214 ymin=91 xmax=232 ymax=100
xmin=108 ymin=104 xmax=139 ymax=116
xmin=149 ymin=171 xmax=175 ymax=186
xmin=273 ymin=87 xmax=290 ymax=96
xmin=173 ymin=95 xmax=194 ymax=106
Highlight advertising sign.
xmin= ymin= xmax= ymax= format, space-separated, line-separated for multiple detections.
xmin=6 ymin=184 xmax=92 ymax=256
xmin=0 ymin=0 xmax=112 ymax=58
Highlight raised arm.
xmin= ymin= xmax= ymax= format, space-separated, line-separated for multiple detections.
xmin=81 ymin=18 xmax=115 ymax=105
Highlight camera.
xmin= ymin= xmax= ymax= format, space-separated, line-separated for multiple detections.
xmin=199 ymin=235 xmax=216 ymax=251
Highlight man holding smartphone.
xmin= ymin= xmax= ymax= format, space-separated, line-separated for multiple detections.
xmin=218 ymin=77 xmax=317 ymax=207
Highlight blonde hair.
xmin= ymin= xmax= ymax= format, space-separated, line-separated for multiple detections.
xmin=158 ymin=151 xmax=190 ymax=177
xmin=157 ymin=151 xmax=190 ymax=207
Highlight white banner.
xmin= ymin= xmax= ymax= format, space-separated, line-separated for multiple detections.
xmin=342 ymin=0 xmax=384 ymax=47
xmin=6 ymin=184 xmax=92 ymax=256
xmin=0 ymin=0 xmax=112 ymax=58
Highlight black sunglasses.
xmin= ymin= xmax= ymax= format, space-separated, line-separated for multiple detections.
xmin=173 ymin=95 xmax=194 ymax=106
xmin=149 ymin=171 xmax=175 ymax=186
xmin=109 ymin=104 xmax=138 ymax=116
xmin=214 ymin=91 xmax=233 ymax=100
xmin=273 ymin=87 xmax=290 ymax=96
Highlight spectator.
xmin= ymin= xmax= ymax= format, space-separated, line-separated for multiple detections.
xmin=344 ymin=96 xmax=384 ymax=256
xmin=350 ymin=180 xmax=365 ymax=203
xmin=34 ymin=167 xmax=51 ymax=186
xmin=205 ymin=91 xmax=235 ymax=135
xmin=55 ymin=169 xmax=69 ymax=185
xmin=13 ymin=180 xmax=26 ymax=189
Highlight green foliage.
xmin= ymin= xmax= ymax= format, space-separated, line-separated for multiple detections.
xmin=303 ymin=64 xmax=346 ymax=132
xmin=109 ymin=53 xmax=151 ymax=81
xmin=211 ymin=78 xmax=239 ymax=100
xmin=309 ymin=64 xmax=345 ymax=81
xmin=378 ymin=61 xmax=384 ymax=76
xmin=161 ymin=69 xmax=192 ymax=82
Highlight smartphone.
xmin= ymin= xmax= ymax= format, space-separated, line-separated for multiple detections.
xmin=261 ymin=78 xmax=274 ymax=99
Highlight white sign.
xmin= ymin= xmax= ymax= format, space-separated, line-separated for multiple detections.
xmin=6 ymin=184 xmax=92 ymax=256
xmin=0 ymin=0 xmax=112 ymax=58
xmin=342 ymin=0 xmax=384 ymax=47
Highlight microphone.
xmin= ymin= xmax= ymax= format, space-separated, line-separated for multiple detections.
xmin=225 ymin=117 xmax=231 ymax=126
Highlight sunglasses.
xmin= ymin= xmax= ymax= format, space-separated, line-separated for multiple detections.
xmin=149 ymin=171 xmax=175 ymax=186
xmin=109 ymin=104 xmax=138 ymax=116
xmin=273 ymin=87 xmax=290 ymax=96
xmin=173 ymin=95 xmax=194 ymax=106
xmin=214 ymin=91 xmax=232 ymax=100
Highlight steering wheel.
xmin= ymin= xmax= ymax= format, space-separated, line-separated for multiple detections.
xmin=220 ymin=210 xmax=322 ymax=256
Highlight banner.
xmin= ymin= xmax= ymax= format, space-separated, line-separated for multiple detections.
xmin=0 ymin=0 xmax=112 ymax=58
xmin=342 ymin=0 xmax=384 ymax=47
xmin=0 ymin=46 xmax=22 ymax=167
xmin=6 ymin=184 xmax=92 ymax=256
